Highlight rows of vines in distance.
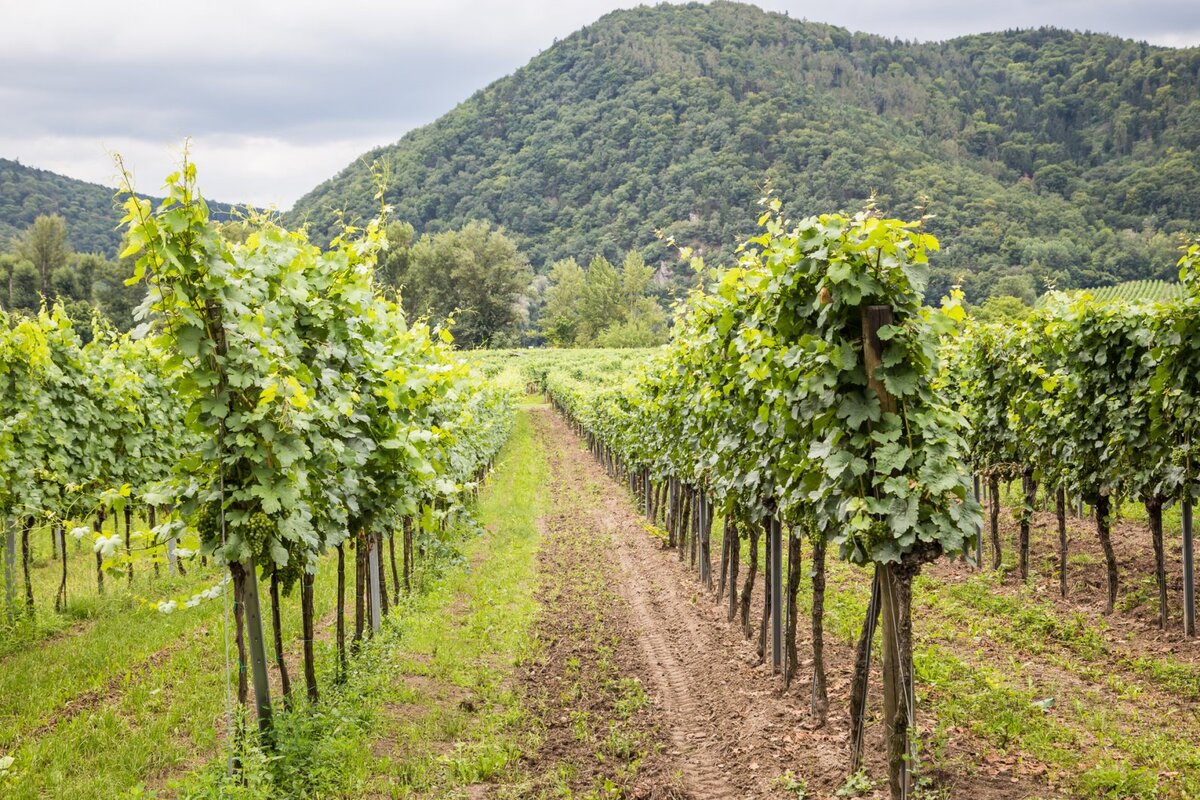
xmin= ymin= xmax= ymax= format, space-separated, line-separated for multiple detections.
xmin=1034 ymin=278 xmax=1186 ymax=306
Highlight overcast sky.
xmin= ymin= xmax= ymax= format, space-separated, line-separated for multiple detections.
xmin=2 ymin=1 xmax=1197 ymax=209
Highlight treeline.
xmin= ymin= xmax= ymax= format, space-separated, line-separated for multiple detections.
xmin=0 ymin=212 xmax=670 ymax=349
xmin=289 ymin=1 xmax=1200 ymax=304
xmin=537 ymin=251 xmax=668 ymax=348
xmin=1 ymin=214 xmax=143 ymax=339
xmin=373 ymin=221 xmax=669 ymax=348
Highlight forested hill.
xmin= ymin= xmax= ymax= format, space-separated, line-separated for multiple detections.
xmin=0 ymin=158 xmax=240 ymax=256
xmin=288 ymin=1 xmax=1200 ymax=302
xmin=0 ymin=159 xmax=132 ymax=254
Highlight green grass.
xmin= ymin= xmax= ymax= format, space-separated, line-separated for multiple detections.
xmin=0 ymin=513 xmax=188 ymax=656
xmin=0 ymin=407 xmax=542 ymax=800
xmin=0 ymin=512 xmax=250 ymax=798
xmin=173 ymin=407 xmax=548 ymax=799
xmin=0 ymin=541 xmax=349 ymax=799
xmin=359 ymin=408 xmax=546 ymax=796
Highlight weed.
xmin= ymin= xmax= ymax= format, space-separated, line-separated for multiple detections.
xmin=612 ymin=677 xmax=649 ymax=718
xmin=1077 ymin=760 xmax=1159 ymax=798
xmin=776 ymin=770 xmax=808 ymax=798
xmin=835 ymin=769 xmax=872 ymax=797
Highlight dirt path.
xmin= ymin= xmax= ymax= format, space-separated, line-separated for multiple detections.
xmin=527 ymin=406 xmax=806 ymax=799
xmin=601 ymin=497 xmax=791 ymax=799
xmin=516 ymin=408 xmax=684 ymax=798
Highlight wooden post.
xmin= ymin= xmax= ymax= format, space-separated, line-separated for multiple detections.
xmin=55 ymin=525 xmax=67 ymax=612
xmin=700 ymin=494 xmax=710 ymax=587
xmin=268 ymin=572 xmax=292 ymax=710
xmin=989 ymin=474 xmax=1001 ymax=570
xmin=667 ymin=479 xmax=676 ymax=548
xmin=727 ymin=518 xmax=740 ymax=622
xmin=692 ymin=489 xmax=699 ymax=567
xmin=784 ymin=527 xmax=802 ymax=687
xmin=849 ymin=569 xmax=881 ymax=771
xmin=4 ymin=517 xmax=15 ymax=620
xmin=644 ymin=469 xmax=651 ymax=518
xmin=1019 ymin=472 xmax=1036 ymax=581
xmin=354 ymin=532 xmax=366 ymax=650
xmin=879 ymin=562 xmax=915 ymax=800
xmin=94 ymin=514 xmax=104 ymax=593
xmin=301 ymin=570 xmax=318 ymax=703
xmin=125 ymin=505 xmax=133 ymax=588
xmin=717 ymin=510 xmax=730 ymax=602
xmin=770 ymin=515 xmax=783 ymax=673
xmin=389 ymin=532 xmax=400 ymax=607
xmin=864 ymin=304 xmax=915 ymax=800
xmin=1096 ymin=495 xmax=1118 ymax=615
xmin=403 ymin=518 xmax=413 ymax=594
xmin=1148 ymin=497 xmax=1168 ymax=629
xmin=336 ymin=543 xmax=347 ymax=679
xmin=973 ymin=475 xmax=982 ymax=568
xmin=1057 ymin=486 xmax=1068 ymax=598
xmin=239 ymin=557 xmax=274 ymax=741
xmin=21 ymin=516 xmax=33 ymax=614
xmin=368 ymin=533 xmax=382 ymax=633
xmin=1184 ymin=498 xmax=1195 ymax=638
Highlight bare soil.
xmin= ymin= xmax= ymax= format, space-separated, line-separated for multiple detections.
xmin=954 ymin=497 xmax=1200 ymax=657
xmin=517 ymin=408 xmax=693 ymax=798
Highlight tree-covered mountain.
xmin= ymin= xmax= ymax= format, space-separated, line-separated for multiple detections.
xmin=0 ymin=159 xmax=134 ymax=255
xmin=288 ymin=1 xmax=1200 ymax=302
xmin=0 ymin=158 xmax=240 ymax=257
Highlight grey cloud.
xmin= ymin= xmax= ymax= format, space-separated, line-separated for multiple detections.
xmin=0 ymin=50 xmax=517 ymax=140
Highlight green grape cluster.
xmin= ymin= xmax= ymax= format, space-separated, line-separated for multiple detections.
xmin=275 ymin=556 xmax=306 ymax=596
xmin=194 ymin=501 xmax=220 ymax=547
xmin=244 ymin=511 xmax=276 ymax=552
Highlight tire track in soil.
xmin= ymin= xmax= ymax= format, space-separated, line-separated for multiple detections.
xmin=520 ymin=413 xmax=685 ymax=799
xmin=605 ymin=532 xmax=743 ymax=800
